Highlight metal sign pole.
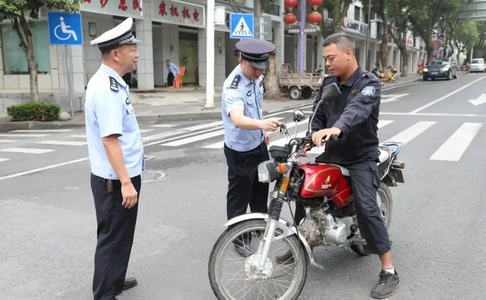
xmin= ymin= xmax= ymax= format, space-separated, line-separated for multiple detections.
xmin=65 ymin=45 xmax=74 ymax=117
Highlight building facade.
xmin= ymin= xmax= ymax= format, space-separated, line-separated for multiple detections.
xmin=0 ymin=0 xmax=285 ymax=112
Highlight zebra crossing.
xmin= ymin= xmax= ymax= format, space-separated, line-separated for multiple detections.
xmin=153 ymin=117 xmax=483 ymax=163
xmin=0 ymin=125 xmax=180 ymax=163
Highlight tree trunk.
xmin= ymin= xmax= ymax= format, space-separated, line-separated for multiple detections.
xmin=400 ymin=51 xmax=409 ymax=76
xmin=264 ymin=53 xmax=281 ymax=100
xmin=380 ymin=21 xmax=389 ymax=77
xmin=18 ymin=15 xmax=39 ymax=102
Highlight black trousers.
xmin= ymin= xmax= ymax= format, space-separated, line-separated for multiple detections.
xmin=295 ymin=160 xmax=391 ymax=255
xmin=90 ymin=174 xmax=141 ymax=300
xmin=224 ymin=141 xmax=270 ymax=220
xmin=167 ymin=73 xmax=175 ymax=86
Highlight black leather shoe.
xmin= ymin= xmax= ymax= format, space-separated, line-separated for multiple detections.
xmin=114 ymin=277 xmax=138 ymax=296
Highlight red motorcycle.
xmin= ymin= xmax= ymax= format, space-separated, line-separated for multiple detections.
xmin=208 ymin=83 xmax=405 ymax=299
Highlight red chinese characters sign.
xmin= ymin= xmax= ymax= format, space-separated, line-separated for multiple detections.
xmin=81 ymin=0 xmax=143 ymax=19
xmin=154 ymin=0 xmax=205 ymax=28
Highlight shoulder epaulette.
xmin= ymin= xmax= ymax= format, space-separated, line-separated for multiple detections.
xmin=230 ymin=74 xmax=241 ymax=89
xmin=109 ymin=76 xmax=119 ymax=92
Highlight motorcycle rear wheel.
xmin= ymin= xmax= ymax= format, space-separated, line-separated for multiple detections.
xmin=350 ymin=182 xmax=393 ymax=256
xmin=208 ymin=219 xmax=308 ymax=300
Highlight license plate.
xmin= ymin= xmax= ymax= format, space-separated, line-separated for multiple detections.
xmin=431 ymin=72 xmax=438 ymax=75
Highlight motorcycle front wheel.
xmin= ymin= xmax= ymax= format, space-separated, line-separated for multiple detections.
xmin=208 ymin=219 xmax=308 ymax=300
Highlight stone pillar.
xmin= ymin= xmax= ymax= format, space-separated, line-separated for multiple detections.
xmin=135 ymin=0 xmax=154 ymax=89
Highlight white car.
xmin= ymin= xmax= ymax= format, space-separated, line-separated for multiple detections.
xmin=470 ymin=58 xmax=485 ymax=73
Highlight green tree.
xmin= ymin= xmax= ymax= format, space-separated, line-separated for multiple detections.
xmin=446 ymin=20 xmax=479 ymax=63
xmin=386 ymin=0 xmax=414 ymax=76
xmin=0 ymin=1 xmax=80 ymax=102
xmin=363 ymin=0 xmax=391 ymax=77
xmin=408 ymin=0 xmax=472 ymax=62
xmin=471 ymin=22 xmax=486 ymax=59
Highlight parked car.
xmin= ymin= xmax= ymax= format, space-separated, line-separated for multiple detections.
xmin=469 ymin=58 xmax=485 ymax=73
xmin=423 ymin=57 xmax=458 ymax=81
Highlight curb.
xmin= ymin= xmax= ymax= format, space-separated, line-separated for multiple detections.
xmin=0 ymin=120 xmax=85 ymax=132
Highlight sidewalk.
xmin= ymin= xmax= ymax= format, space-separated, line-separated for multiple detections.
xmin=0 ymin=74 xmax=421 ymax=131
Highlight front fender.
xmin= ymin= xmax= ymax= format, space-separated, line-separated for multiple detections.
xmin=224 ymin=213 xmax=324 ymax=270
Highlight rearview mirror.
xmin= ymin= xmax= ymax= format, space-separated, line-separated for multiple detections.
xmin=319 ymin=82 xmax=341 ymax=103
xmin=293 ymin=110 xmax=306 ymax=122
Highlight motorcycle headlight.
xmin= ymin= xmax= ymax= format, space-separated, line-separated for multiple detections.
xmin=423 ymin=68 xmax=428 ymax=72
xmin=258 ymin=160 xmax=279 ymax=183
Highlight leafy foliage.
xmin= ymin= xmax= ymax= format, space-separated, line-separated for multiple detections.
xmin=7 ymin=102 xmax=61 ymax=122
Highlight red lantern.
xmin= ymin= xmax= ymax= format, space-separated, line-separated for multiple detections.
xmin=308 ymin=11 xmax=322 ymax=24
xmin=284 ymin=12 xmax=297 ymax=24
xmin=309 ymin=0 xmax=323 ymax=6
xmin=284 ymin=0 xmax=298 ymax=8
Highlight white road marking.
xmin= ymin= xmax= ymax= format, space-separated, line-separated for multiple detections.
xmin=11 ymin=129 xmax=73 ymax=133
xmin=0 ymin=133 xmax=49 ymax=137
xmin=36 ymin=140 xmax=87 ymax=146
xmin=430 ymin=122 xmax=482 ymax=161
xmin=149 ymin=124 xmax=177 ymax=128
xmin=163 ymin=130 xmax=225 ymax=147
xmin=0 ymin=158 xmax=9 ymax=162
xmin=381 ymin=112 xmax=486 ymax=117
xmin=385 ymin=121 xmax=436 ymax=145
xmin=139 ymin=129 xmax=154 ymax=133
xmin=0 ymin=139 xmax=18 ymax=143
xmin=71 ymin=134 xmax=87 ymax=138
xmin=410 ymin=77 xmax=485 ymax=113
xmin=378 ymin=120 xmax=394 ymax=128
xmin=0 ymin=147 xmax=54 ymax=154
xmin=0 ymin=157 xmax=89 ymax=181
xmin=202 ymin=118 xmax=299 ymax=149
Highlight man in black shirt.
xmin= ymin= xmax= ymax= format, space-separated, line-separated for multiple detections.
xmin=311 ymin=33 xmax=400 ymax=299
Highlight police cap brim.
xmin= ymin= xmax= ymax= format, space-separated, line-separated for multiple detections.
xmin=236 ymin=39 xmax=276 ymax=70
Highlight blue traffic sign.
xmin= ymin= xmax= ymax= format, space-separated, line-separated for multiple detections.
xmin=230 ymin=13 xmax=254 ymax=39
xmin=47 ymin=12 xmax=83 ymax=45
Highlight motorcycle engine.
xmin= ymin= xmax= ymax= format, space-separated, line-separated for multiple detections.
xmin=323 ymin=214 xmax=355 ymax=245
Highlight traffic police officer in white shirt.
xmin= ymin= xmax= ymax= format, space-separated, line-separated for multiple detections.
xmin=85 ymin=17 xmax=143 ymax=300
xmin=221 ymin=38 xmax=282 ymax=256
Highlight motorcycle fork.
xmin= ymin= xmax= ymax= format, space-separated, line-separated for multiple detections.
xmin=256 ymin=174 xmax=290 ymax=269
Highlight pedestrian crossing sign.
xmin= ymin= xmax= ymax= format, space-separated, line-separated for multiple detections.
xmin=230 ymin=13 xmax=254 ymax=39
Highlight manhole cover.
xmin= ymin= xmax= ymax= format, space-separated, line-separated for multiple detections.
xmin=141 ymin=170 xmax=167 ymax=182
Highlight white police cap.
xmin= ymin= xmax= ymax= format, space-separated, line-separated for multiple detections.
xmin=90 ymin=17 xmax=141 ymax=52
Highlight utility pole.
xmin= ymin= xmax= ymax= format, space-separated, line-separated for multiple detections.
xmin=205 ymin=0 xmax=215 ymax=108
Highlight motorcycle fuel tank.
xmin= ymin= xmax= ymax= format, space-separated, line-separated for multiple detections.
xmin=299 ymin=163 xmax=352 ymax=208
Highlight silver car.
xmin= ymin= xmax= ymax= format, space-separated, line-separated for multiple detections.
xmin=470 ymin=58 xmax=485 ymax=73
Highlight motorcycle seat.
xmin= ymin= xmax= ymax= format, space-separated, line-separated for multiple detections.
xmin=378 ymin=147 xmax=391 ymax=164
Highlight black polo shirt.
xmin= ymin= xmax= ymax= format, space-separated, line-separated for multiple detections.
xmin=311 ymin=66 xmax=381 ymax=165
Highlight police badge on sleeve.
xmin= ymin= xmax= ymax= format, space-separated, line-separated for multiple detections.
xmin=361 ymin=86 xmax=376 ymax=96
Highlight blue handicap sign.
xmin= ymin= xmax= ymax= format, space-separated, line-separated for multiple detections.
xmin=47 ymin=12 xmax=83 ymax=45
xmin=230 ymin=13 xmax=254 ymax=39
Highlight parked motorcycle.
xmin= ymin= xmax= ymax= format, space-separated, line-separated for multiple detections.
xmin=208 ymin=83 xmax=405 ymax=300
xmin=372 ymin=64 xmax=398 ymax=83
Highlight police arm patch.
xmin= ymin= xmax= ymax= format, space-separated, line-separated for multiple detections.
xmin=361 ymin=85 xmax=375 ymax=96
xmin=109 ymin=76 xmax=119 ymax=92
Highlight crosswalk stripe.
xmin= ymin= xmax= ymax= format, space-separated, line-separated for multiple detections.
xmin=0 ymin=158 xmax=9 ymax=162
xmin=201 ymin=118 xmax=294 ymax=149
xmin=0 ymin=139 xmax=18 ymax=143
xmin=0 ymin=148 xmax=54 ymax=154
xmin=36 ymin=140 xmax=87 ymax=146
xmin=385 ymin=121 xmax=436 ymax=145
xmin=71 ymin=134 xmax=87 ymax=139
xmin=150 ymin=124 xmax=177 ymax=128
xmin=378 ymin=120 xmax=394 ymax=128
xmin=430 ymin=122 xmax=482 ymax=162
xmin=163 ymin=129 xmax=225 ymax=147
xmin=139 ymin=129 xmax=153 ymax=133
xmin=0 ymin=133 xmax=49 ymax=137
xmin=11 ymin=129 xmax=73 ymax=133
